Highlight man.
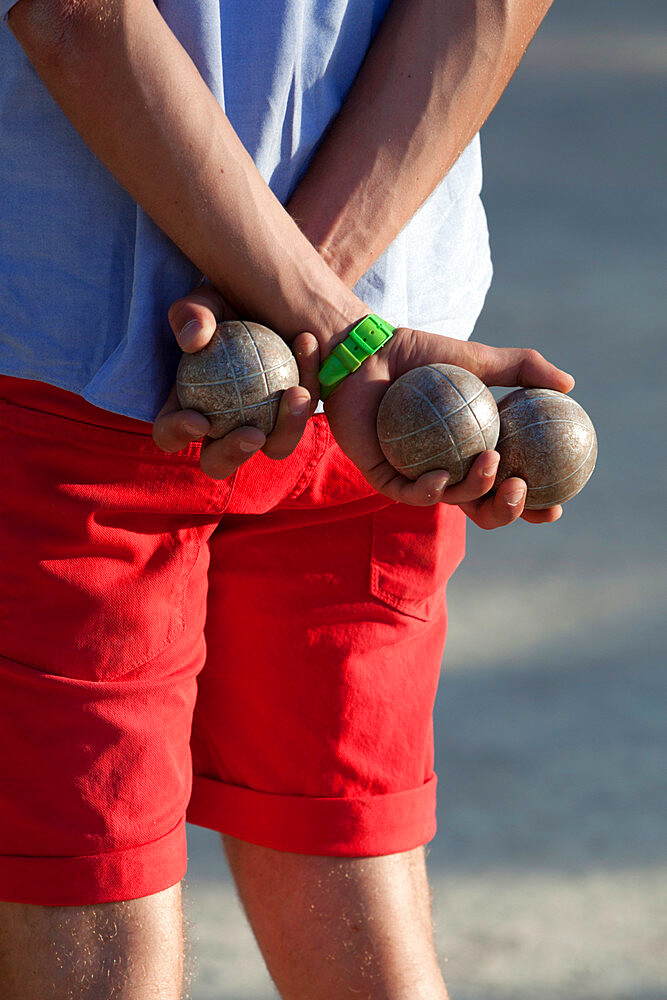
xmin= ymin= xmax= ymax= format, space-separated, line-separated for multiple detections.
xmin=0 ymin=1 xmax=566 ymax=996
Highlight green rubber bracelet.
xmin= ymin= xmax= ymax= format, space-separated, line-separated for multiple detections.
xmin=318 ymin=314 xmax=396 ymax=399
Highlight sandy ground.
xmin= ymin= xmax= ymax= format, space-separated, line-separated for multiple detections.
xmin=182 ymin=2 xmax=667 ymax=997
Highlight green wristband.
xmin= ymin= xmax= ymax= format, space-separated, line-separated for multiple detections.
xmin=318 ymin=314 xmax=396 ymax=400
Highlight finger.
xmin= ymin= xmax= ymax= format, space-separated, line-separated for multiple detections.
xmin=292 ymin=332 xmax=320 ymax=414
xmin=458 ymin=476 xmax=527 ymax=530
xmin=168 ymin=285 xmax=237 ymax=353
xmin=365 ymin=463 xmax=452 ymax=506
xmin=153 ymin=386 xmax=211 ymax=453
xmin=261 ymin=385 xmax=312 ymax=461
xmin=199 ymin=426 xmax=266 ymax=480
xmin=438 ymin=451 xmax=499 ymax=505
xmin=521 ymin=504 xmax=563 ymax=524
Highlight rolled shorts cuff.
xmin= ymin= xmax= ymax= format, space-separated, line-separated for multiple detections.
xmin=0 ymin=821 xmax=187 ymax=907
xmin=187 ymin=774 xmax=438 ymax=857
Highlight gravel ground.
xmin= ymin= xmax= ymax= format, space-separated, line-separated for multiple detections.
xmin=183 ymin=2 xmax=667 ymax=996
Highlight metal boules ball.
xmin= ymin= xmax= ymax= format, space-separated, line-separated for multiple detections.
xmin=176 ymin=320 xmax=299 ymax=438
xmin=495 ymin=387 xmax=597 ymax=508
xmin=377 ymin=363 xmax=500 ymax=484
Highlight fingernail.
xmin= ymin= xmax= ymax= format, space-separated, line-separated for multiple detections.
xmin=180 ymin=319 xmax=202 ymax=348
xmin=239 ymin=439 xmax=263 ymax=453
xmin=483 ymin=453 xmax=500 ymax=477
xmin=505 ymin=489 xmax=525 ymax=507
xmin=288 ymin=394 xmax=310 ymax=416
xmin=434 ymin=474 xmax=450 ymax=492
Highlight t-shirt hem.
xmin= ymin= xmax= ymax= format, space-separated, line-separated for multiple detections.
xmin=0 ymin=365 xmax=160 ymax=424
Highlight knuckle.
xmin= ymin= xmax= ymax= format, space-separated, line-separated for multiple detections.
xmin=483 ymin=515 xmax=507 ymax=531
xmin=151 ymin=424 xmax=170 ymax=451
xmin=263 ymin=439 xmax=294 ymax=461
xmin=154 ymin=436 xmax=179 ymax=454
xmin=466 ymin=341 xmax=487 ymax=369
xmin=524 ymin=347 xmax=543 ymax=365
xmin=167 ymin=298 xmax=188 ymax=327
xmin=200 ymin=454 xmax=236 ymax=480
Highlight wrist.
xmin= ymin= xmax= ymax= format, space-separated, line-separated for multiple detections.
xmin=318 ymin=313 xmax=397 ymax=399
xmin=286 ymin=254 xmax=369 ymax=354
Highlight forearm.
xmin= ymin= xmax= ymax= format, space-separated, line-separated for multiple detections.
xmin=9 ymin=0 xmax=365 ymax=346
xmin=287 ymin=0 xmax=554 ymax=287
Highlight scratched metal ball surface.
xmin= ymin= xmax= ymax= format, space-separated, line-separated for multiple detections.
xmin=495 ymin=388 xmax=597 ymax=508
xmin=176 ymin=320 xmax=299 ymax=438
xmin=376 ymin=364 xmax=500 ymax=483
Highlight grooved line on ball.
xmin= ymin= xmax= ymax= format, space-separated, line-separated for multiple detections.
xmin=403 ymin=383 xmax=464 ymax=480
xmin=394 ymin=419 xmax=499 ymax=470
xmin=218 ymin=330 xmax=246 ymax=424
xmin=203 ymin=395 xmax=278 ymax=417
xmin=498 ymin=391 xmax=562 ymax=422
xmin=526 ymin=437 xmax=597 ymax=493
xmin=426 ymin=365 xmax=490 ymax=447
xmin=177 ymin=359 xmax=295 ymax=388
xmin=540 ymin=481 xmax=589 ymax=506
xmin=530 ymin=478 xmax=593 ymax=508
xmin=498 ymin=418 xmax=591 ymax=446
xmin=379 ymin=385 xmax=487 ymax=444
xmin=241 ymin=319 xmax=272 ymax=410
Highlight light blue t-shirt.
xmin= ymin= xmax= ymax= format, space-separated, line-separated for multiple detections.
xmin=0 ymin=0 xmax=492 ymax=422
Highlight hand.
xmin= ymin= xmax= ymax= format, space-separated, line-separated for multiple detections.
xmin=152 ymin=286 xmax=320 ymax=478
xmin=324 ymin=327 xmax=576 ymax=528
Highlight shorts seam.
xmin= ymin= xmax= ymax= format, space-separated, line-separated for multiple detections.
xmin=0 ymin=398 xmax=202 ymax=464
xmin=283 ymin=415 xmax=331 ymax=502
xmin=1 ymin=399 xmax=152 ymax=438
xmin=216 ymin=468 xmax=238 ymax=515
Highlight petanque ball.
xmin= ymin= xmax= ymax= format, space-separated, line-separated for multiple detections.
xmin=376 ymin=363 xmax=500 ymax=483
xmin=495 ymin=388 xmax=597 ymax=508
xmin=176 ymin=320 xmax=299 ymax=438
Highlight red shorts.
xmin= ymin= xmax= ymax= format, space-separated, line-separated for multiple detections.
xmin=0 ymin=375 xmax=465 ymax=906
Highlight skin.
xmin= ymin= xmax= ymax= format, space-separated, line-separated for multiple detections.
xmin=5 ymin=0 xmax=564 ymax=995
xmin=0 ymin=885 xmax=184 ymax=1000
xmin=222 ymin=837 xmax=450 ymax=1000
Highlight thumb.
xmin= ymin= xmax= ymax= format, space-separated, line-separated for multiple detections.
xmin=436 ymin=337 xmax=575 ymax=392
xmin=167 ymin=285 xmax=237 ymax=353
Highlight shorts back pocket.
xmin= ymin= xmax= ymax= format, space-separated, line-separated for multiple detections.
xmin=370 ymin=502 xmax=466 ymax=621
xmin=0 ymin=400 xmax=221 ymax=680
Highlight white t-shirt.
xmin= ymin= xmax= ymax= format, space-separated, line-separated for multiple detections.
xmin=0 ymin=0 xmax=492 ymax=421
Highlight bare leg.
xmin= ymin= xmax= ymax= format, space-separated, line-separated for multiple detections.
xmin=223 ymin=836 xmax=449 ymax=1000
xmin=0 ymin=883 xmax=184 ymax=1000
